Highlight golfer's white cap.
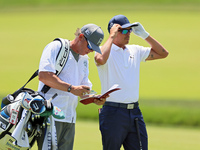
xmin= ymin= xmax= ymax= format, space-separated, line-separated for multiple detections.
xmin=81 ymin=24 xmax=104 ymax=54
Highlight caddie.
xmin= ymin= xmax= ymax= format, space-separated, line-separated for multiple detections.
xmin=37 ymin=23 xmax=106 ymax=150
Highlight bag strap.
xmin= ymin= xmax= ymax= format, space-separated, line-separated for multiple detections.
xmin=12 ymin=70 xmax=39 ymax=98
xmin=54 ymin=38 xmax=70 ymax=75
xmin=41 ymin=38 xmax=70 ymax=94
xmin=11 ymin=38 xmax=69 ymax=97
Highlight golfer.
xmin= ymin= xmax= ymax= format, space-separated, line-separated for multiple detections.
xmin=37 ymin=24 xmax=105 ymax=150
xmin=95 ymin=15 xmax=169 ymax=150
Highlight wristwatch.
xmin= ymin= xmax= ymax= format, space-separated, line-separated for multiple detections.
xmin=68 ymin=84 xmax=72 ymax=92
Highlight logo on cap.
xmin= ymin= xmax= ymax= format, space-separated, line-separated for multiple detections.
xmin=109 ymin=23 xmax=114 ymax=29
xmin=124 ymin=17 xmax=129 ymax=23
xmin=97 ymin=38 xmax=103 ymax=45
xmin=84 ymin=29 xmax=91 ymax=36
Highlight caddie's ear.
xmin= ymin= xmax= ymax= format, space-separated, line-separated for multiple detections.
xmin=78 ymin=33 xmax=85 ymax=39
xmin=78 ymin=33 xmax=85 ymax=42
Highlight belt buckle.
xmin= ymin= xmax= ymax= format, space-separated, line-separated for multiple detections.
xmin=127 ymin=104 xmax=134 ymax=109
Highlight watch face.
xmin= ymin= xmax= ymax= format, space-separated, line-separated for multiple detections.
xmin=68 ymin=85 xmax=72 ymax=92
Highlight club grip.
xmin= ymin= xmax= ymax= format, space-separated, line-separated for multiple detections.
xmin=2 ymin=94 xmax=14 ymax=104
xmin=52 ymin=93 xmax=58 ymax=99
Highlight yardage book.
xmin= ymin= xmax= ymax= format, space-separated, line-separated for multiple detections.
xmin=80 ymin=84 xmax=121 ymax=105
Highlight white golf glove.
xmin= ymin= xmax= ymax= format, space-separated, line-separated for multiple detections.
xmin=132 ymin=22 xmax=149 ymax=39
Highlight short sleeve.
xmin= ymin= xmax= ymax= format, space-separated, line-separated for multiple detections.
xmin=39 ymin=41 xmax=61 ymax=73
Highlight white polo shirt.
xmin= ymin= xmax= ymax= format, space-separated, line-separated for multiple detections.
xmin=97 ymin=44 xmax=150 ymax=103
xmin=38 ymin=40 xmax=92 ymax=123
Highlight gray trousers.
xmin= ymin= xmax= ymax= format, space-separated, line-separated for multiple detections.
xmin=55 ymin=121 xmax=75 ymax=150
xmin=37 ymin=121 xmax=75 ymax=150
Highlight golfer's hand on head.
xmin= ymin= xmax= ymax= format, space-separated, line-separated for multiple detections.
xmin=132 ymin=22 xmax=149 ymax=39
xmin=110 ymin=24 xmax=121 ymax=39
xmin=70 ymin=85 xmax=90 ymax=97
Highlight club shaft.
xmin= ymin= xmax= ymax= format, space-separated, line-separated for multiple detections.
xmin=135 ymin=117 xmax=143 ymax=150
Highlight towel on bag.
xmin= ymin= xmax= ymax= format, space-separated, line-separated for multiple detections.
xmin=42 ymin=116 xmax=58 ymax=150
xmin=11 ymin=110 xmax=58 ymax=150
xmin=11 ymin=109 xmax=31 ymax=148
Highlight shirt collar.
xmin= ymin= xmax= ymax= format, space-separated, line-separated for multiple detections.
xmin=112 ymin=43 xmax=128 ymax=51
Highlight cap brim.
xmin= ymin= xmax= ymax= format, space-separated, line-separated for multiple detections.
xmin=88 ymin=40 xmax=102 ymax=54
xmin=121 ymin=23 xmax=138 ymax=29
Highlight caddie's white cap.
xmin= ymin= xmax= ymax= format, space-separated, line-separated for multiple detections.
xmin=81 ymin=24 xmax=104 ymax=54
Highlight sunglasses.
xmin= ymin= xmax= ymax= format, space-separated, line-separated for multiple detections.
xmin=119 ymin=28 xmax=132 ymax=34
xmin=84 ymin=36 xmax=93 ymax=50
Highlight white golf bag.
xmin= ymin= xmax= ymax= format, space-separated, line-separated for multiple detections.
xmin=0 ymin=88 xmax=64 ymax=150
xmin=0 ymin=38 xmax=69 ymax=150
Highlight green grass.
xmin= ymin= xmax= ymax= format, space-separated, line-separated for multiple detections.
xmin=76 ymin=99 xmax=200 ymax=127
xmin=1 ymin=0 xmax=200 ymax=7
xmin=0 ymin=4 xmax=200 ymax=127
xmin=31 ymin=120 xmax=200 ymax=150
xmin=0 ymin=4 xmax=199 ymax=99
xmin=1 ymin=3 xmax=200 ymax=150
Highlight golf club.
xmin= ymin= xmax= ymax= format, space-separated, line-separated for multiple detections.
xmin=135 ymin=117 xmax=143 ymax=150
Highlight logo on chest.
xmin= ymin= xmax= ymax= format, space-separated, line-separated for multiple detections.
xmin=129 ymin=55 xmax=134 ymax=59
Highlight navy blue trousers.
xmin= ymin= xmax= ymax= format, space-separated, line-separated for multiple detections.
xmin=99 ymin=105 xmax=148 ymax=150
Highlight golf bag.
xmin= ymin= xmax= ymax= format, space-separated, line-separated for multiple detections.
xmin=0 ymin=87 xmax=64 ymax=150
xmin=0 ymin=38 xmax=69 ymax=149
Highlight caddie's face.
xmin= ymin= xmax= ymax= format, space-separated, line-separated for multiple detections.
xmin=78 ymin=34 xmax=94 ymax=55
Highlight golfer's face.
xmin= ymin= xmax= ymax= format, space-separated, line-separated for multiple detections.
xmin=118 ymin=27 xmax=132 ymax=45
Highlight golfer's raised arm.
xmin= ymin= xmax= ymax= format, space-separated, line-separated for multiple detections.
xmin=145 ymin=36 xmax=169 ymax=60
xmin=132 ymin=22 xmax=169 ymax=61
xmin=95 ymin=24 xmax=120 ymax=66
